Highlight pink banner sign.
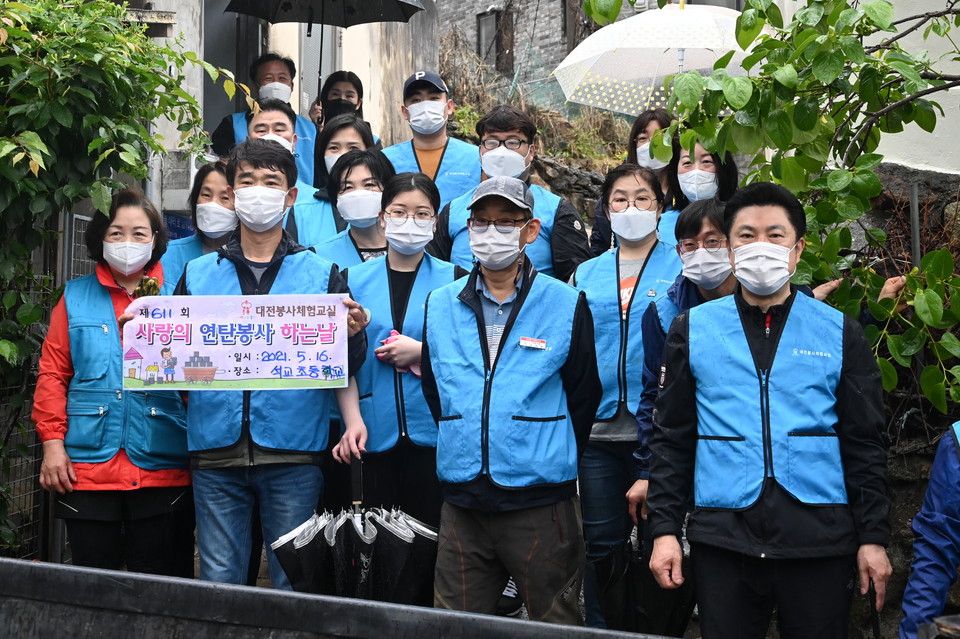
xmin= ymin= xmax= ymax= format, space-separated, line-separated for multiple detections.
xmin=121 ymin=294 xmax=349 ymax=390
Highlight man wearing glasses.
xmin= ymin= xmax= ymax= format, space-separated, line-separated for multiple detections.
xmin=421 ymin=176 xmax=601 ymax=625
xmin=427 ymin=105 xmax=592 ymax=283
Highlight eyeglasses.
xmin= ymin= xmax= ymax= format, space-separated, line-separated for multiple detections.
xmin=468 ymin=218 xmax=530 ymax=234
xmin=479 ymin=139 xmax=531 ymax=151
xmin=609 ymin=197 xmax=657 ymax=212
xmin=384 ymin=210 xmax=435 ymax=227
xmin=678 ymin=237 xmax=727 ymax=254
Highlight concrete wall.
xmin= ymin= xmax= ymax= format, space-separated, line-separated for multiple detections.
xmin=340 ymin=1 xmax=440 ymax=146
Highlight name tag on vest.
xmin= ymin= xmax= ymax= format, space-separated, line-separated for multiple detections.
xmin=519 ymin=336 xmax=546 ymax=350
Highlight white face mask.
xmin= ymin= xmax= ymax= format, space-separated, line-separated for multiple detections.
xmin=384 ymin=217 xmax=434 ymax=255
xmin=102 ymin=240 xmax=154 ymax=276
xmin=195 ymin=202 xmax=238 ymax=239
xmin=260 ymin=133 xmax=294 ymax=154
xmin=337 ymin=190 xmax=382 ymax=228
xmin=733 ymin=241 xmax=797 ymax=296
xmin=405 ymin=100 xmax=447 ymax=135
xmin=233 ymin=185 xmax=289 ymax=232
xmin=678 ymin=169 xmax=719 ymax=202
xmin=469 ymin=223 xmax=527 ymax=271
xmin=681 ymin=247 xmax=733 ymax=290
xmin=259 ymin=81 xmax=293 ymax=103
xmin=635 ymin=143 xmax=669 ymax=171
xmin=610 ymin=207 xmax=658 ymax=242
xmin=480 ymin=146 xmax=528 ymax=179
xmin=324 ymin=153 xmax=344 ymax=174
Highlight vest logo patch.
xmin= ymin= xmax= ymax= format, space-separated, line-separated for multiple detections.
xmin=792 ymin=348 xmax=833 ymax=358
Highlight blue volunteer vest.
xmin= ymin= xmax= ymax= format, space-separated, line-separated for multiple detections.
xmin=447 ymin=183 xmax=561 ymax=278
xmin=573 ymin=243 xmax=681 ymax=419
xmin=658 ymin=208 xmax=681 ymax=246
xmin=160 ymin=234 xmax=204 ymax=295
xmin=348 ymin=254 xmax=456 ymax=452
xmin=233 ymin=112 xmax=317 ymax=187
xmin=425 ymin=272 xmax=580 ymax=487
xmin=183 ymin=250 xmax=335 ymax=453
xmin=687 ymin=293 xmax=847 ymax=509
xmin=63 ymin=275 xmax=188 ymax=469
xmin=381 ymin=138 xmax=481 ymax=209
xmin=313 ymin=230 xmax=365 ymax=269
xmin=287 ymin=196 xmax=339 ymax=248
xmin=654 ymin=290 xmax=682 ymax=336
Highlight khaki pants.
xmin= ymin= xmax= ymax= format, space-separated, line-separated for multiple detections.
xmin=434 ymin=497 xmax=585 ymax=625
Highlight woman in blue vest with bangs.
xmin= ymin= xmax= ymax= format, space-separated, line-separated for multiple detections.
xmin=331 ymin=172 xmax=465 ymax=532
xmin=570 ymin=163 xmax=682 ymax=629
xmin=32 ymin=188 xmax=193 ymax=576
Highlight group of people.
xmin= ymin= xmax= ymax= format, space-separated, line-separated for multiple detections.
xmin=31 ymin=53 xmax=958 ymax=639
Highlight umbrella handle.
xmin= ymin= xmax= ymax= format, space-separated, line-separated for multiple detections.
xmin=351 ymin=456 xmax=363 ymax=512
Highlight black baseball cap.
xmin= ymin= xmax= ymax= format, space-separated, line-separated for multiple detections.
xmin=403 ymin=70 xmax=449 ymax=100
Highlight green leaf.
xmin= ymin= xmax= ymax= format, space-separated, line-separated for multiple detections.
xmin=851 ymin=171 xmax=883 ymax=198
xmin=0 ymin=339 xmax=17 ymax=365
xmin=900 ymin=327 xmax=927 ymax=357
xmin=674 ymin=73 xmax=705 ymax=109
xmin=584 ymin=0 xmax=623 ymax=26
xmin=887 ymin=334 xmax=911 ymax=367
xmin=795 ymin=3 xmax=824 ymax=26
xmin=773 ymin=64 xmax=798 ymax=89
xmin=1 ymin=290 xmax=16 ymax=311
xmin=826 ymin=169 xmax=853 ymax=192
xmin=778 ymin=156 xmax=806 ymax=193
xmin=914 ymin=289 xmax=945 ymax=326
xmin=736 ymin=9 xmax=765 ymax=50
xmin=877 ymin=358 xmax=898 ymax=392
xmin=765 ymin=109 xmax=794 ymax=149
xmin=714 ymin=50 xmax=735 ymax=71
xmin=836 ymin=195 xmax=866 ymax=220
xmin=921 ymin=248 xmax=955 ymax=282
xmin=793 ymin=98 xmax=819 ymax=132
xmin=920 ymin=365 xmax=948 ymax=414
xmin=912 ymin=99 xmax=937 ymax=133
xmin=839 ymin=36 xmax=865 ymax=64
xmin=722 ymin=76 xmax=753 ymax=109
xmin=812 ymin=51 xmax=844 ymax=85
xmin=854 ymin=153 xmax=884 ymax=170
xmin=939 ymin=332 xmax=960 ymax=359
xmin=835 ymin=8 xmax=863 ymax=32
xmin=91 ymin=181 xmax=111 ymax=214
xmin=863 ymin=0 xmax=894 ymax=30
xmin=15 ymin=302 xmax=42 ymax=326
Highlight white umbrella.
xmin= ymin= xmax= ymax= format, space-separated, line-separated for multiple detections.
xmin=553 ymin=3 xmax=747 ymax=115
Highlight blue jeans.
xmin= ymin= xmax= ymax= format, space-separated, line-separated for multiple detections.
xmin=578 ymin=440 xmax=638 ymax=628
xmin=193 ymin=464 xmax=323 ymax=589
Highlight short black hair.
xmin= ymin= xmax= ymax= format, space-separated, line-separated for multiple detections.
xmin=625 ymin=108 xmax=676 ymax=164
xmin=327 ymin=148 xmax=396 ymax=207
xmin=250 ymin=52 xmax=295 ymax=84
xmin=476 ymin=105 xmax=537 ymax=142
xmin=664 ymin=133 xmax=739 ymax=210
xmin=313 ymin=114 xmax=376 ymax=189
xmin=674 ymin=197 xmax=726 ymax=242
xmin=86 ymin=188 xmax=167 ymax=267
xmin=381 ymin=172 xmax=441 ymax=214
xmin=722 ymin=182 xmax=806 ymax=239
xmin=254 ymin=98 xmax=297 ymax=130
xmin=599 ymin=163 xmax=664 ymax=216
xmin=227 ymin=137 xmax=298 ymax=189
xmin=188 ymin=161 xmax=229 ymax=226
xmin=320 ymin=71 xmax=365 ymax=118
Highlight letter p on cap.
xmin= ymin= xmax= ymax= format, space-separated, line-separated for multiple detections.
xmin=415 ymin=71 xmax=425 ymax=80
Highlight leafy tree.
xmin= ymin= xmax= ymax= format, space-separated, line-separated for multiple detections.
xmin=0 ymin=0 xmax=236 ymax=550
xmin=582 ymin=0 xmax=959 ymax=419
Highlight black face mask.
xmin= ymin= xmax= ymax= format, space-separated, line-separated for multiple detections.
xmin=321 ymin=98 xmax=358 ymax=123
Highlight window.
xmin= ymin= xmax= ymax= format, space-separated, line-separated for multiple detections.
xmin=476 ymin=10 xmax=514 ymax=76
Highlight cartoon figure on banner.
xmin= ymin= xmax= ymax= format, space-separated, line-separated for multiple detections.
xmin=161 ymin=347 xmax=177 ymax=383
xmin=183 ymin=350 xmax=220 ymax=385
xmin=144 ymin=363 xmax=160 ymax=385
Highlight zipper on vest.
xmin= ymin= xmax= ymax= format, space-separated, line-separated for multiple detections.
xmin=480 ymin=368 xmax=492 ymax=474
xmin=758 ymin=369 xmax=773 ymax=477
xmin=101 ymin=324 xmax=108 ymax=334
xmin=394 ymin=369 xmax=407 ymax=439
xmin=242 ymin=391 xmax=254 ymax=465
xmin=616 ymin=248 xmax=652 ymax=409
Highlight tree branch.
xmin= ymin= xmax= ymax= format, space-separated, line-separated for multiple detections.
xmin=867 ymin=3 xmax=960 ymax=54
xmin=842 ymin=78 xmax=960 ymax=166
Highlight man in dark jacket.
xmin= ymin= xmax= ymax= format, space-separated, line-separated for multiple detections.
xmin=175 ymin=138 xmax=368 ymax=590
xmin=421 ymin=176 xmax=601 ymax=624
xmin=647 ymin=182 xmax=891 ymax=639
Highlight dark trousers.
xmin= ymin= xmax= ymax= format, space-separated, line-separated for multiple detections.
xmin=324 ymin=437 xmax=442 ymax=527
xmin=434 ymin=497 xmax=585 ymax=625
xmin=692 ymin=543 xmax=855 ymax=639
xmin=63 ymin=488 xmax=195 ymax=578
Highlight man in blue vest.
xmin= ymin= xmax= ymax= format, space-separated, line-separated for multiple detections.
xmin=174 ymin=137 xmax=368 ymax=590
xmin=427 ymin=105 xmax=591 ymax=283
xmin=647 ymin=182 xmax=892 ymax=639
xmin=210 ymin=52 xmax=316 ymax=186
xmin=421 ymin=176 xmax=601 ymax=624
xmin=381 ymin=71 xmax=481 ymax=209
